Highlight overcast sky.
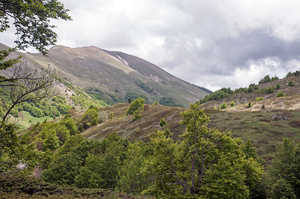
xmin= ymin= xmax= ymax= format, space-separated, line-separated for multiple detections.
xmin=3 ymin=0 xmax=300 ymax=91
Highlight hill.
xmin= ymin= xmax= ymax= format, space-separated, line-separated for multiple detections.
xmin=201 ymin=75 xmax=300 ymax=111
xmin=15 ymin=45 xmax=210 ymax=108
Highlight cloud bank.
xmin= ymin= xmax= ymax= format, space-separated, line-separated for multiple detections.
xmin=2 ymin=0 xmax=300 ymax=91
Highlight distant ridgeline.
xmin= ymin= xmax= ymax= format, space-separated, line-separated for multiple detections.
xmin=199 ymin=70 xmax=299 ymax=104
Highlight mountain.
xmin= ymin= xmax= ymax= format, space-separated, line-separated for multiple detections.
xmin=15 ymin=45 xmax=210 ymax=107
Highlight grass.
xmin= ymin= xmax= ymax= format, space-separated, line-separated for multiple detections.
xmin=9 ymin=111 xmax=53 ymax=130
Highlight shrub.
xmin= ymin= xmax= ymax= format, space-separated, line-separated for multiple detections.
xmin=159 ymin=118 xmax=167 ymax=127
xmin=217 ymin=106 xmax=221 ymax=111
xmin=253 ymin=85 xmax=259 ymax=90
xmin=132 ymin=109 xmax=141 ymax=121
xmin=261 ymin=104 xmax=265 ymax=109
xmin=256 ymin=97 xmax=264 ymax=101
xmin=126 ymin=98 xmax=145 ymax=115
xmin=276 ymin=83 xmax=280 ymax=89
xmin=221 ymin=102 xmax=227 ymax=109
xmin=248 ymin=101 xmax=252 ymax=108
xmin=81 ymin=106 xmax=99 ymax=129
xmin=109 ymin=112 xmax=114 ymax=120
xmin=288 ymin=81 xmax=294 ymax=86
xmin=230 ymin=101 xmax=235 ymax=107
xmin=276 ymin=92 xmax=284 ymax=97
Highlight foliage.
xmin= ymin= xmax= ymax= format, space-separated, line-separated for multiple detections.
xmin=200 ymin=90 xmax=229 ymax=104
xmin=267 ymin=138 xmax=300 ymax=198
xmin=42 ymin=130 xmax=60 ymax=151
xmin=0 ymin=0 xmax=71 ymax=55
xmin=230 ymin=101 xmax=235 ymax=107
xmin=142 ymin=103 xmax=263 ymax=198
xmin=0 ymin=122 xmax=41 ymax=174
xmin=258 ymin=75 xmax=278 ymax=84
xmin=256 ymin=97 xmax=264 ymax=101
xmin=248 ymin=101 xmax=252 ymax=108
xmin=276 ymin=92 xmax=284 ymax=97
xmin=221 ymin=102 xmax=227 ymax=109
xmin=126 ymin=98 xmax=145 ymax=115
xmin=275 ymin=83 xmax=280 ymax=89
xmin=109 ymin=112 xmax=114 ymax=120
xmin=159 ymin=118 xmax=166 ymax=128
xmin=288 ymin=80 xmax=294 ymax=86
xmin=132 ymin=109 xmax=141 ymax=121
xmin=80 ymin=105 xmax=99 ymax=129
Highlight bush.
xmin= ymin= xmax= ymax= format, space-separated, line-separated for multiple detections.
xmin=126 ymin=98 xmax=145 ymax=115
xmin=253 ymin=85 xmax=259 ymax=90
xmin=276 ymin=83 xmax=280 ymax=89
xmin=81 ymin=106 xmax=99 ymax=129
xmin=221 ymin=102 xmax=227 ymax=109
xmin=288 ymin=81 xmax=294 ymax=86
xmin=132 ymin=109 xmax=141 ymax=121
xmin=256 ymin=97 xmax=264 ymax=101
xmin=248 ymin=101 xmax=252 ymax=108
xmin=276 ymin=92 xmax=284 ymax=97
xmin=230 ymin=101 xmax=235 ymax=107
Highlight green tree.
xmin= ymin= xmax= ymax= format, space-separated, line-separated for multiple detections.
xmin=288 ymin=81 xmax=294 ymax=86
xmin=248 ymin=101 xmax=252 ymax=108
xmin=275 ymin=83 xmax=280 ymax=89
xmin=159 ymin=118 xmax=167 ymax=128
xmin=221 ymin=102 xmax=227 ymax=109
xmin=80 ymin=105 xmax=99 ymax=129
xmin=143 ymin=103 xmax=263 ymax=198
xmin=126 ymin=97 xmax=145 ymax=115
xmin=0 ymin=0 xmax=71 ymax=55
xmin=230 ymin=101 xmax=235 ymax=107
xmin=42 ymin=130 xmax=59 ymax=151
xmin=276 ymin=92 xmax=284 ymax=97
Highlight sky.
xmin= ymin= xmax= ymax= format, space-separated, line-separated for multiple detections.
xmin=2 ymin=0 xmax=300 ymax=91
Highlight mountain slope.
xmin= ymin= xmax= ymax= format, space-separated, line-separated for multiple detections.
xmin=18 ymin=45 xmax=210 ymax=107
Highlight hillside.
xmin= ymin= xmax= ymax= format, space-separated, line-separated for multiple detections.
xmin=201 ymin=75 xmax=300 ymax=111
xmin=15 ymin=45 xmax=210 ymax=108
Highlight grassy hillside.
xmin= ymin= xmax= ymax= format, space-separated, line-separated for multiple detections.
xmin=201 ymin=75 xmax=300 ymax=110
xmin=17 ymin=45 xmax=210 ymax=108
xmin=72 ymin=101 xmax=300 ymax=165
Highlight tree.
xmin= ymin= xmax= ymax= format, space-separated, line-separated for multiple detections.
xmin=159 ymin=118 xmax=166 ymax=128
xmin=0 ymin=0 xmax=71 ymax=121
xmin=143 ymin=103 xmax=263 ymax=198
xmin=42 ymin=130 xmax=59 ymax=151
xmin=221 ymin=102 xmax=227 ymax=109
xmin=248 ymin=101 xmax=252 ymax=108
xmin=230 ymin=101 xmax=235 ymax=107
xmin=276 ymin=92 xmax=284 ymax=97
xmin=288 ymin=81 xmax=294 ymax=86
xmin=126 ymin=97 xmax=145 ymax=115
xmin=0 ymin=0 xmax=71 ymax=55
xmin=275 ymin=83 xmax=280 ymax=89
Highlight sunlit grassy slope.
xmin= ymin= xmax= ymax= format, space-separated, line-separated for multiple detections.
xmin=9 ymin=111 xmax=53 ymax=130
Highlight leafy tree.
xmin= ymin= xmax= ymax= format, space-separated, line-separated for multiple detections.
xmin=256 ymin=97 xmax=264 ymax=101
xmin=42 ymin=130 xmax=59 ymax=151
xmin=159 ymin=118 xmax=167 ymax=128
xmin=0 ymin=0 xmax=71 ymax=55
xmin=80 ymin=105 xmax=99 ymax=129
xmin=248 ymin=101 xmax=252 ymax=108
xmin=268 ymin=138 xmax=300 ymax=198
xmin=132 ymin=109 xmax=141 ymax=121
xmin=42 ymin=152 xmax=82 ymax=185
xmin=221 ymin=102 xmax=227 ymax=109
xmin=248 ymin=86 xmax=253 ymax=92
xmin=276 ymin=92 xmax=284 ymax=97
xmin=253 ymin=85 xmax=259 ymax=90
xmin=143 ymin=103 xmax=263 ymax=198
xmin=159 ymin=97 xmax=176 ymax=107
xmin=230 ymin=101 xmax=235 ymax=107
xmin=275 ymin=83 xmax=280 ymax=89
xmin=288 ymin=81 xmax=294 ymax=86
xmin=126 ymin=97 xmax=145 ymax=115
